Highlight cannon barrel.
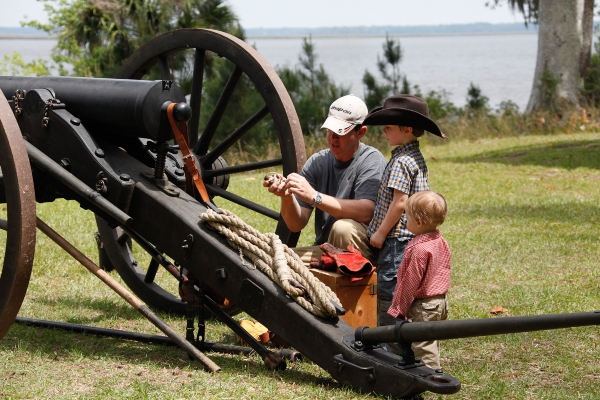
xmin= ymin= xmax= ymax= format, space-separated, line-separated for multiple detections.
xmin=356 ymin=311 xmax=600 ymax=344
xmin=0 ymin=76 xmax=185 ymax=141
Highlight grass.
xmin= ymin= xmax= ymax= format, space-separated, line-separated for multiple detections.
xmin=1 ymin=131 xmax=600 ymax=399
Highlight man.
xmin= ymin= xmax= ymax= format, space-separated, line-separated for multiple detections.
xmin=264 ymin=94 xmax=387 ymax=264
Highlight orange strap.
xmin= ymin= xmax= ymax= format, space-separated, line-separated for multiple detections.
xmin=166 ymin=102 xmax=211 ymax=204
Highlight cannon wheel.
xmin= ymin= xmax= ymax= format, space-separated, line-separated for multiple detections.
xmin=96 ymin=29 xmax=306 ymax=315
xmin=0 ymin=90 xmax=36 ymax=338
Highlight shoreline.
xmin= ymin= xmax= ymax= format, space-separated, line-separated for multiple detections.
xmin=0 ymin=35 xmax=56 ymax=39
xmin=0 ymin=31 xmax=537 ymax=41
xmin=246 ymin=31 xmax=537 ymax=40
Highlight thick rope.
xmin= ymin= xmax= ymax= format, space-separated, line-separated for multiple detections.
xmin=200 ymin=208 xmax=341 ymax=318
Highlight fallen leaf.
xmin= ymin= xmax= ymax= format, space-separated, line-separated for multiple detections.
xmin=547 ymin=185 xmax=555 ymax=189
xmin=490 ymin=306 xmax=508 ymax=314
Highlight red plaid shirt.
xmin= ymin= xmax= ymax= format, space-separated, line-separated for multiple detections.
xmin=387 ymin=230 xmax=451 ymax=319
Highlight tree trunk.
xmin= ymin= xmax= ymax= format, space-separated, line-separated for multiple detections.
xmin=526 ymin=0 xmax=585 ymax=113
xmin=580 ymin=0 xmax=594 ymax=78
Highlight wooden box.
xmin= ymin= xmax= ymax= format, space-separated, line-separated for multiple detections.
xmin=310 ymin=269 xmax=377 ymax=329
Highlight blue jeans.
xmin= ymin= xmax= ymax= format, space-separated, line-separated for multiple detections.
xmin=376 ymin=237 xmax=409 ymax=326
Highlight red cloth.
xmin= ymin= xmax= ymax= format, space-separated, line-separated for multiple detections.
xmin=320 ymin=243 xmax=375 ymax=281
xmin=387 ymin=230 xmax=451 ymax=319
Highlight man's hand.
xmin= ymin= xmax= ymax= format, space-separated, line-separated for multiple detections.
xmin=283 ymin=173 xmax=317 ymax=205
xmin=263 ymin=172 xmax=290 ymax=197
xmin=369 ymin=230 xmax=386 ymax=249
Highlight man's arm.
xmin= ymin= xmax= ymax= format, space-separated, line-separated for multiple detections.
xmin=283 ymin=173 xmax=375 ymax=223
xmin=279 ymin=190 xmax=312 ymax=232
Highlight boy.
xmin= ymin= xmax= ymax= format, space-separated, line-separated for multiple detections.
xmin=362 ymin=94 xmax=447 ymax=327
xmin=387 ymin=190 xmax=450 ymax=370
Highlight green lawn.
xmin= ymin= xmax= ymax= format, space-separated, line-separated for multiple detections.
xmin=1 ymin=131 xmax=599 ymax=399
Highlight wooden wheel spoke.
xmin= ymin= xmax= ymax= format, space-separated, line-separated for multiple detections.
xmin=195 ymin=66 xmax=243 ymax=155
xmin=187 ymin=49 xmax=206 ymax=150
xmin=201 ymin=105 xmax=270 ymax=166
xmin=206 ymin=183 xmax=279 ymax=220
xmin=144 ymin=258 xmax=160 ymax=283
xmin=158 ymin=56 xmax=170 ymax=80
xmin=203 ymin=158 xmax=283 ymax=179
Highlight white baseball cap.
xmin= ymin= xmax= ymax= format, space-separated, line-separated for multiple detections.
xmin=321 ymin=94 xmax=368 ymax=135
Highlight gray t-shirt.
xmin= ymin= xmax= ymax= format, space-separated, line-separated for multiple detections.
xmin=298 ymin=143 xmax=387 ymax=245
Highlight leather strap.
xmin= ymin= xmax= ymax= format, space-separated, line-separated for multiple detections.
xmin=166 ymin=102 xmax=211 ymax=204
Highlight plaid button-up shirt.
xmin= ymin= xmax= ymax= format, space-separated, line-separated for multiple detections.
xmin=368 ymin=141 xmax=429 ymax=240
xmin=387 ymin=230 xmax=451 ymax=319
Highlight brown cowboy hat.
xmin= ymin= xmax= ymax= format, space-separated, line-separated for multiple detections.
xmin=363 ymin=94 xmax=447 ymax=138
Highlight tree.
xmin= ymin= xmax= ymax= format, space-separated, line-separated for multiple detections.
xmin=489 ymin=0 xmax=595 ymax=114
xmin=466 ymin=82 xmax=490 ymax=115
xmin=25 ymin=0 xmax=242 ymax=77
xmin=362 ymin=34 xmax=408 ymax=110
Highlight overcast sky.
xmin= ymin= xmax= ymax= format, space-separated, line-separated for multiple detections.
xmin=2 ymin=0 xmax=523 ymax=28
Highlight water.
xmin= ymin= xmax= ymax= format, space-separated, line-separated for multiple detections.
xmin=249 ymin=33 xmax=538 ymax=110
xmin=0 ymin=32 xmax=538 ymax=110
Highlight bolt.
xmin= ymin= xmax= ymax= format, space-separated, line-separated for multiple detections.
xmin=70 ymin=118 xmax=81 ymax=126
xmin=215 ymin=267 xmax=228 ymax=280
xmin=95 ymin=148 xmax=105 ymax=158
xmin=119 ymin=174 xmax=131 ymax=181
xmin=59 ymin=158 xmax=71 ymax=170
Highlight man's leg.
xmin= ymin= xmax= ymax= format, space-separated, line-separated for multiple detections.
xmin=327 ymin=219 xmax=375 ymax=264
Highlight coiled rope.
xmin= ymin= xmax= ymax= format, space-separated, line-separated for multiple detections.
xmin=200 ymin=208 xmax=341 ymax=318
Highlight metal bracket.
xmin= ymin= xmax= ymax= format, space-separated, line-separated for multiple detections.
xmin=333 ymin=354 xmax=376 ymax=384
xmin=141 ymin=170 xmax=180 ymax=197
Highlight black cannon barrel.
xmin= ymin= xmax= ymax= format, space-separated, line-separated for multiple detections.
xmin=0 ymin=76 xmax=186 ymax=141
xmin=356 ymin=311 xmax=600 ymax=344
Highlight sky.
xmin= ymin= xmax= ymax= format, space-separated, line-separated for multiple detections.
xmin=2 ymin=0 xmax=523 ymax=29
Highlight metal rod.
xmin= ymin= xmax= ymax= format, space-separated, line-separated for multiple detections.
xmin=25 ymin=142 xmax=132 ymax=227
xmin=13 ymin=316 xmax=255 ymax=355
xmin=35 ymin=216 xmax=221 ymax=372
xmin=356 ymin=311 xmax=600 ymax=345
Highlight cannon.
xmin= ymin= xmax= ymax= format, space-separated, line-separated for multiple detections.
xmin=0 ymin=29 xmax=598 ymax=398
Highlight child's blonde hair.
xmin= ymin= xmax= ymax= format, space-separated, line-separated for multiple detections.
xmin=405 ymin=190 xmax=447 ymax=227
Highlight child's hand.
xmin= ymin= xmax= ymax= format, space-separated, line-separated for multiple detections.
xmin=369 ymin=231 xmax=385 ymax=249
